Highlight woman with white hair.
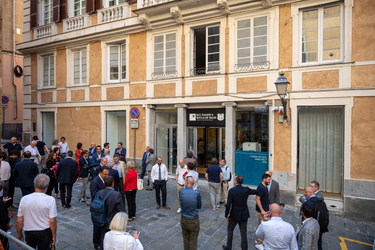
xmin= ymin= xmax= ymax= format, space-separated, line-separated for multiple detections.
xmin=103 ymin=212 xmax=143 ymax=250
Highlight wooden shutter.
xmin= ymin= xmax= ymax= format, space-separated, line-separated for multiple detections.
xmin=95 ymin=0 xmax=102 ymax=11
xmin=60 ymin=0 xmax=67 ymax=20
xmin=53 ymin=0 xmax=59 ymax=22
xmin=86 ymin=0 xmax=94 ymax=14
xmin=30 ymin=0 xmax=38 ymax=28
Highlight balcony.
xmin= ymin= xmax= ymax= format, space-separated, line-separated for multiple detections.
xmin=34 ymin=23 xmax=57 ymax=39
xmin=63 ymin=14 xmax=90 ymax=32
xmin=138 ymin=0 xmax=176 ymax=8
xmin=98 ymin=3 xmax=131 ymax=24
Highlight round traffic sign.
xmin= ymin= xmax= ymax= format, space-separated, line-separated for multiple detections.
xmin=2 ymin=96 xmax=9 ymax=104
xmin=130 ymin=107 xmax=140 ymax=118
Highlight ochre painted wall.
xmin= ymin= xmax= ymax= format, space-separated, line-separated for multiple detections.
xmin=192 ymin=80 xmax=217 ymax=95
xmin=31 ymin=53 xmax=37 ymax=91
xmin=352 ymin=0 xmax=375 ymax=61
xmin=31 ymin=92 xmax=37 ymax=103
xmin=352 ymin=65 xmax=375 ymax=88
xmin=71 ymin=90 xmax=85 ymax=102
xmin=56 ymin=107 xmax=102 ymax=151
xmin=56 ymin=90 xmax=66 ymax=103
xmin=90 ymin=87 xmax=102 ymax=101
xmin=130 ymin=84 xmax=146 ymax=99
xmin=128 ymin=105 xmax=146 ymax=158
xmin=90 ymin=14 xmax=98 ymax=26
xmin=107 ymin=87 xmax=124 ymax=100
xmin=41 ymin=92 xmax=53 ymax=103
xmin=236 ymin=76 xmax=267 ymax=93
xmin=302 ymin=70 xmax=339 ymax=89
xmin=351 ymin=97 xmax=375 ymax=180
xmin=279 ymin=4 xmax=292 ymax=69
xmin=129 ymin=32 xmax=147 ymax=82
xmin=56 ymin=47 xmax=67 ymax=88
xmin=154 ymin=83 xmax=176 ymax=98
xmin=31 ymin=109 xmax=37 ymax=125
xmin=273 ymin=114 xmax=291 ymax=173
xmin=89 ymin=41 xmax=102 ymax=85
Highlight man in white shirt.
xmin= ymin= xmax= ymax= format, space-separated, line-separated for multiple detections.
xmin=24 ymin=141 xmax=40 ymax=162
xmin=151 ymin=157 xmax=170 ymax=210
xmin=255 ymin=203 xmax=298 ymax=250
xmin=58 ymin=136 xmax=69 ymax=159
xmin=220 ymin=159 xmax=231 ymax=205
xmin=176 ymin=158 xmax=188 ymax=213
xmin=16 ymin=174 xmax=57 ymax=249
xmin=185 ymin=162 xmax=199 ymax=191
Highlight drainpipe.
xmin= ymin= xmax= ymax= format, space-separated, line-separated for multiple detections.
xmin=13 ymin=0 xmax=18 ymax=121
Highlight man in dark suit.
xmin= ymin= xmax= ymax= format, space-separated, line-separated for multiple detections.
xmin=94 ymin=176 xmax=124 ymax=249
xmin=223 ymin=175 xmax=257 ymax=250
xmin=14 ymin=151 xmax=39 ymax=196
xmin=91 ymin=146 xmax=104 ymax=178
xmin=56 ymin=151 xmax=78 ymax=208
xmin=140 ymin=146 xmax=150 ymax=179
xmin=265 ymin=171 xmax=280 ymax=204
xmin=90 ymin=166 xmax=109 ymax=250
xmin=298 ymin=201 xmax=320 ymax=250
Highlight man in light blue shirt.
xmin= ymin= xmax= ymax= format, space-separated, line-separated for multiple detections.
xmin=220 ymin=159 xmax=231 ymax=205
xmin=255 ymin=203 xmax=298 ymax=250
xmin=180 ymin=177 xmax=202 ymax=250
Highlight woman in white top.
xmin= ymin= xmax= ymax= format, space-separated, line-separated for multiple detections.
xmin=103 ymin=212 xmax=143 ymax=250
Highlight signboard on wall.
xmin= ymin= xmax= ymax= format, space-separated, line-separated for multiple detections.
xmin=187 ymin=108 xmax=225 ymax=127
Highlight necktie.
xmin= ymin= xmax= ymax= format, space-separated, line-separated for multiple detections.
xmin=158 ymin=165 xmax=162 ymax=180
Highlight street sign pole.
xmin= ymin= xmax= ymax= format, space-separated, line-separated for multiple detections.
xmin=130 ymin=107 xmax=140 ymax=165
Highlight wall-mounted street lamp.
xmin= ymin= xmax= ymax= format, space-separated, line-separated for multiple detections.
xmin=274 ymin=72 xmax=290 ymax=121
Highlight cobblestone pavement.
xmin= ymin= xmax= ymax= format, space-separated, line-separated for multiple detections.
xmin=6 ymin=176 xmax=375 ymax=250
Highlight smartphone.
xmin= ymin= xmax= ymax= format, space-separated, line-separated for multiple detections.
xmin=130 ymin=229 xmax=137 ymax=235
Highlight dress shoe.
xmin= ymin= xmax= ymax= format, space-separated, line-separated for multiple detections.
xmin=222 ymin=245 xmax=229 ymax=250
xmin=162 ymin=206 xmax=171 ymax=210
xmin=156 ymin=205 xmax=161 ymax=209
xmin=255 ymin=244 xmax=264 ymax=250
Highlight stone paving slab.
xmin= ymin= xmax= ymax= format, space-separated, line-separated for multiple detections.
xmin=6 ymin=176 xmax=375 ymax=250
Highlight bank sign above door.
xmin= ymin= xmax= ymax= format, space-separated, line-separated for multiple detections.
xmin=187 ymin=108 xmax=225 ymax=127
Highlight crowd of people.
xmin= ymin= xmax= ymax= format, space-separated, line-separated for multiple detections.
xmin=0 ymin=137 xmax=329 ymax=250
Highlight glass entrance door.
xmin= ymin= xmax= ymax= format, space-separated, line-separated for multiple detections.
xmin=188 ymin=127 xmax=225 ymax=175
xmin=156 ymin=125 xmax=177 ymax=174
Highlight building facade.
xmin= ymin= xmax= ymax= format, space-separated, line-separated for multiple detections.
xmin=17 ymin=0 xmax=375 ymax=221
xmin=1 ymin=0 xmax=24 ymax=141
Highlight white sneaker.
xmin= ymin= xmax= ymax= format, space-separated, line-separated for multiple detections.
xmin=255 ymin=244 xmax=264 ymax=250
xmin=177 ymin=208 xmax=181 ymax=213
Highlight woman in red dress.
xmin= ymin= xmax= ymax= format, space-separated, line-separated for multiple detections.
xmin=123 ymin=161 xmax=138 ymax=221
xmin=75 ymin=142 xmax=83 ymax=177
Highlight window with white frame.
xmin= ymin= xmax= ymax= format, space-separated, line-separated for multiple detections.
xmin=153 ymin=33 xmax=177 ymax=79
xmin=43 ymin=0 xmax=53 ymax=25
xmin=236 ymin=16 xmax=269 ymax=71
xmin=73 ymin=49 xmax=87 ymax=85
xmin=74 ymin=0 xmax=86 ymax=16
xmin=43 ymin=54 xmax=54 ymax=87
xmin=301 ymin=4 xmax=342 ymax=64
xmin=108 ymin=42 xmax=126 ymax=81
xmin=108 ymin=0 xmax=125 ymax=6
xmin=192 ymin=24 xmax=220 ymax=75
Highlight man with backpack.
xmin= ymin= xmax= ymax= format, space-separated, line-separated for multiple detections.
xmin=302 ymin=186 xmax=329 ymax=250
xmin=91 ymin=176 xmax=124 ymax=250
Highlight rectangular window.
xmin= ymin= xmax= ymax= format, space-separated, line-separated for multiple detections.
xmin=43 ymin=0 xmax=53 ymax=25
xmin=193 ymin=24 xmax=220 ymax=75
xmin=153 ymin=33 xmax=176 ymax=78
xmin=109 ymin=0 xmax=125 ymax=6
xmin=109 ymin=43 xmax=126 ymax=81
xmin=43 ymin=55 xmax=54 ymax=87
xmin=301 ymin=4 xmax=342 ymax=63
xmin=298 ymin=106 xmax=344 ymax=194
xmin=73 ymin=49 xmax=87 ymax=85
xmin=237 ymin=16 xmax=268 ymax=67
xmin=74 ymin=0 xmax=86 ymax=16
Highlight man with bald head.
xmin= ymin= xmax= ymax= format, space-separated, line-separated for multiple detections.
xmin=265 ymin=171 xmax=279 ymax=204
xmin=255 ymin=203 xmax=298 ymax=250
xmin=299 ymin=180 xmax=324 ymax=203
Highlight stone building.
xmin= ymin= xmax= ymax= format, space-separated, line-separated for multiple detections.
xmin=17 ymin=0 xmax=375 ymax=221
